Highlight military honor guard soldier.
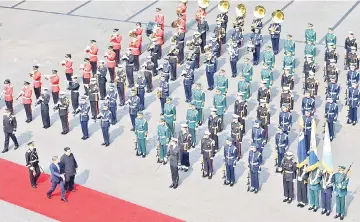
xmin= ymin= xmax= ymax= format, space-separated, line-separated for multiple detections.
xmin=305 ymin=23 xmax=316 ymax=45
xmin=250 ymin=27 xmax=263 ymax=65
xmin=302 ymin=91 xmax=315 ymax=115
xmin=280 ymin=151 xmax=297 ymax=203
xmin=320 ymin=169 xmax=333 ymax=216
xmin=135 ymin=111 xmax=148 ymax=158
xmin=178 ymin=124 xmax=192 ymax=172
xmin=275 ymin=127 xmax=289 ymax=173
xmin=278 ymin=104 xmax=292 ymax=134
xmin=204 ymin=50 xmax=217 ymax=90
xmin=280 ymin=88 xmax=294 ymax=110
xmin=191 ymin=83 xmax=205 ymax=126
xmin=25 ymin=142 xmax=41 ymax=188
xmin=208 ymin=108 xmax=221 ymax=151
xmin=75 ymin=96 xmax=90 ymax=140
xmin=54 ymin=92 xmax=70 ymax=135
xmin=17 ymin=81 xmax=33 ymax=123
xmin=167 ymin=138 xmax=180 ymax=189
xmin=157 ymin=117 xmax=170 ymax=164
xmin=60 ymin=54 xmax=73 ymax=90
xmin=163 ymin=97 xmax=176 ymax=138
xmin=324 ymin=97 xmax=338 ymax=141
xmin=97 ymin=103 xmax=113 ymax=146
xmin=299 ymin=110 xmax=314 ymax=153
xmin=251 ymin=120 xmax=266 ymax=163
xmin=197 ymin=15 xmax=209 ymax=53
xmin=115 ymin=65 xmax=127 ymax=106
xmin=347 ymin=82 xmax=360 ymax=125
xmin=223 ymin=137 xmax=238 ymax=186
xmin=35 ymin=88 xmax=51 ymax=129
xmin=182 ymin=64 xmax=194 ymax=103
xmin=69 ymin=76 xmax=80 ymax=112
xmin=105 ymin=84 xmax=118 ymax=125
xmin=126 ymin=88 xmax=141 ymax=131
xmin=231 ymin=114 xmax=244 ymax=160
xmin=332 ymin=165 xmax=350 ymax=220
xmin=158 ymin=75 xmax=169 ymax=115
xmin=327 ymin=77 xmax=340 ymax=102
xmin=29 ymin=64 xmax=42 ymax=100
xmin=186 ymin=102 xmax=198 ymax=148
xmin=201 ymin=131 xmax=215 ymax=179
xmin=122 ymin=48 xmax=135 ymax=88
xmin=85 ymin=40 xmax=99 ymax=75
xmin=44 ymin=70 xmax=60 ymax=105
xmin=1 ymin=79 xmax=14 ymax=113
xmin=88 ymin=78 xmax=100 ymax=120
xmin=2 ymin=108 xmax=19 ymax=153
xmin=97 ymin=61 xmax=108 ymax=100
xmin=213 ymin=88 xmax=227 ymax=130
xmin=297 ymin=163 xmax=309 ymax=208
xmin=308 ymin=166 xmax=322 ymax=212
xmin=248 ymin=144 xmax=261 ymax=193
xmin=237 ymin=76 xmax=250 ymax=100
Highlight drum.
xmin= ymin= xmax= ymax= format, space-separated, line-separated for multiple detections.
xmin=146 ymin=22 xmax=156 ymax=37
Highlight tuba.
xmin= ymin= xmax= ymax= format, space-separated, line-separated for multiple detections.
xmin=236 ymin=3 xmax=246 ymax=17
xmin=272 ymin=10 xmax=284 ymax=23
xmin=198 ymin=0 xmax=210 ymax=8
xmin=253 ymin=5 xmax=266 ymax=19
xmin=218 ymin=0 xmax=230 ymax=13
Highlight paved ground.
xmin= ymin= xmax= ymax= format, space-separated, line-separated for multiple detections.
xmin=0 ymin=1 xmax=360 ymax=221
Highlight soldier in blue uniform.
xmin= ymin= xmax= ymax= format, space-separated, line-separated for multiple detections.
xmin=305 ymin=23 xmax=316 ymax=45
xmin=223 ymin=137 xmax=237 ymax=186
xmin=327 ymin=77 xmax=340 ymax=102
xmin=143 ymin=56 xmax=154 ymax=93
xmin=204 ymin=51 xmax=217 ymax=90
xmin=308 ymin=166 xmax=321 ymax=212
xmin=115 ymin=65 xmax=126 ymax=106
xmin=248 ymin=144 xmax=261 ymax=193
xmin=325 ymin=97 xmax=338 ymax=141
xmin=164 ymin=97 xmax=176 ymax=138
xmin=346 ymin=64 xmax=359 ymax=88
xmin=231 ymin=26 xmax=243 ymax=48
xmin=186 ymin=102 xmax=198 ymax=148
xmin=126 ymin=88 xmax=141 ymax=131
xmin=182 ymin=64 xmax=194 ymax=103
xmin=302 ymin=91 xmax=315 ymax=115
xmin=75 ymin=96 xmax=90 ymax=140
xmin=192 ymin=83 xmax=205 ymax=125
xmin=158 ymin=57 xmax=171 ymax=82
xmin=213 ymin=89 xmax=227 ymax=130
xmin=97 ymin=103 xmax=112 ymax=147
xmin=237 ymin=75 xmax=250 ymax=100
xmin=135 ymin=111 xmax=148 ymax=158
xmin=268 ymin=21 xmax=281 ymax=54
xmin=299 ymin=110 xmax=314 ymax=153
xmin=215 ymin=69 xmax=228 ymax=95
xmin=320 ymin=169 xmax=333 ymax=216
xmin=135 ymin=72 xmax=146 ymax=111
xmin=228 ymin=41 xmax=240 ymax=77
xmin=122 ymin=48 xmax=135 ymax=88
xmin=210 ymin=34 xmax=221 ymax=58
xmin=158 ymin=75 xmax=169 ymax=115
xmin=347 ymin=82 xmax=360 ymax=125
xmin=35 ymin=88 xmax=51 ymax=129
xmin=157 ymin=117 xmax=170 ymax=164
xmin=279 ymin=105 xmax=292 ymax=134
xmin=284 ymin=34 xmax=295 ymax=56
xmin=208 ymin=108 xmax=221 ymax=151
xmin=241 ymin=57 xmax=253 ymax=83
xmin=105 ymin=84 xmax=118 ymax=125
xmin=275 ymin=127 xmax=289 ymax=173
xmin=201 ymin=131 xmax=215 ymax=179
xmin=167 ymin=138 xmax=180 ymax=189
xmin=250 ymin=28 xmax=263 ymax=65
xmin=332 ymin=165 xmax=350 ymax=220
xmin=176 ymin=27 xmax=185 ymax=64
xmin=185 ymin=44 xmax=197 ymax=70
xmin=262 ymin=46 xmax=275 ymax=69
xmin=251 ymin=120 xmax=266 ymax=163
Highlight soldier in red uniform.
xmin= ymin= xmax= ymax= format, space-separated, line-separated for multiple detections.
xmin=177 ymin=13 xmax=187 ymax=33
xmin=86 ymin=40 xmax=99 ymax=75
xmin=129 ymin=37 xmax=141 ymax=72
xmin=195 ymin=7 xmax=207 ymax=23
xmin=29 ymin=65 xmax=42 ymax=100
xmin=110 ymin=28 xmax=122 ymax=66
xmin=61 ymin=54 xmax=73 ymax=90
xmin=155 ymin=24 xmax=164 ymax=58
xmin=135 ymin=22 xmax=143 ymax=54
xmin=155 ymin=8 xmax=165 ymax=31
xmin=17 ymin=81 xmax=33 ymax=123
xmin=176 ymin=0 xmax=187 ymax=17
xmin=1 ymin=79 xmax=14 ymax=113
xmin=81 ymin=58 xmax=92 ymax=94
xmin=45 ymin=70 xmax=61 ymax=105
xmin=105 ymin=46 xmax=117 ymax=83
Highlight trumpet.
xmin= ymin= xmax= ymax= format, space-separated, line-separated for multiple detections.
xmin=128 ymin=29 xmax=136 ymax=38
xmin=156 ymin=88 xmax=162 ymax=99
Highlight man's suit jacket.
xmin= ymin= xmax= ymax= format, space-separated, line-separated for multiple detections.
xmin=49 ymin=163 xmax=62 ymax=183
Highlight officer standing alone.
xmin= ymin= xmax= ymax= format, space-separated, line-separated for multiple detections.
xmin=2 ymin=108 xmax=19 ymax=153
xmin=25 ymin=142 xmax=40 ymax=188
xmin=167 ymin=138 xmax=180 ymax=189
xmin=280 ymin=151 xmax=297 ymax=203
xmin=75 ymin=96 xmax=90 ymax=140
xmin=97 ymin=104 xmax=113 ymax=146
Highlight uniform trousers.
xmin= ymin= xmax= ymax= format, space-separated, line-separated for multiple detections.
xmin=327 ymin=121 xmax=335 ymax=138
xmin=117 ymin=83 xmax=125 ymax=105
xmin=134 ymin=55 xmax=140 ymax=71
xmin=159 ymin=144 xmax=167 ymax=161
xmin=253 ymin=45 xmax=261 ymax=64
xmin=170 ymin=164 xmax=179 ymax=185
xmin=71 ymin=92 xmax=79 ymax=111
xmin=194 ymin=53 xmax=200 ymax=69
xmin=64 ymin=174 xmax=75 ymax=191
xmin=348 ymin=107 xmax=358 ymax=122
xmin=90 ymin=61 xmax=97 ymax=75
xmin=52 ymin=92 xmax=59 ymax=105
xmin=65 ymin=73 xmax=73 ymax=87
xmin=24 ymin=104 xmax=32 ymax=122
xmin=126 ymin=66 xmax=135 ymax=88
xmin=90 ymin=101 xmax=99 ymax=118
xmin=4 ymin=132 xmax=19 ymax=150
xmin=200 ymin=33 xmax=206 ymax=52
xmin=101 ymin=126 xmax=110 ymax=145
xmin=145 ymin=72 xmax=153 ymax=92
xmin=160 ymin=98 xmax=166 ymax=114
xmin=99 ymin=83 xmax=106 ymax=99
xmin=271 ymin=37 xmax=280 ymax=54
xmin=184 ymin=84 xmax=192 ymax=102
xmin=196 ymin=108 xmax=203 ymax=124
xmin=83 ymin=78 xmax=90 ymax=95
xmin=335 ymin=196 xmax=346 ymax=215
xmin=29 ymin=164 xmax=41 ymax=186
xmin=225 ymin=164 xmax=235 ymax=184
xmin=304 ymin=134 xmax=311 ymax=153
xmin=80 ymin=120 xmax=89 ymax=138
xmin=60 ymin=115 xmax=69 ymax=133
xmin=47 ymin=179 xmax=66 ymax=199
xmin=283 ymin=180 xmax=294 ymax=198
xmin=250 ymin=170 xmax=259 ymax=190
xmin=189 ymin=128 xmax=196 ymax=146
xmin=230 ymin=60 xmax=238 ymax=77
xmin=297 ymin=181 xmax=308 ymax=204
xmin=180 ymin=150 xmax=190 ymax=168
xmin=108 ymin=67 xmax=115 ymax=82
xmin=169 ymin=62 xmax=177 ymax=80
xmin=206 ymin=71 xmax=215 ymax=89
xmin=113 ymin=49 xmax=120 ymax=65
xmin=109 ymin=106 xmax=117 ymax=124
xmin=166 ymin=121 xmax=175 ymax=138
xmin=138 ymin=89 xmax=145 ymax=110
xmin=203 ymin=157 xmax=212 ymax=175
xmin=178 ymin=45 xmax=184 ymax=63
xmin=277 ymin=151 xmax=284 ymax=168
xmin=137 ymin=138 xmax=146 ymax=155
xmin=234 ymin=140 xmax=242 ymax=158
xmin=5 ymin=101 xmax=13 ymax=113
xmin=321 ymin=190 xmax=332 ymax=212
xmin=210 ymin=133 xmax=219 ymax=151
xmin=41 ymin=107 xmax=50 ymax=128
xmin=130 ymin=114 xmax=136 ymax=129
xmin=309 ymin=189 xmax=320 ymax=208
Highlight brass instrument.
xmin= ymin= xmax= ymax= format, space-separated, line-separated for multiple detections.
xmin=168 ymin=46 xmax=179 ymax=56
xmin=198 ymin=0 xmax=209 ymax=9
xmin=236 ymin=3 xmax=246 ymax=17
xmin=253 ymin=5 xmax=266 ymax=19
xmin=170 ymin=34 xmax=177 ymax=45
xmin=272 ymin=10 xmax=284 ymax=23
xmin=156 ymin=87 xmax=162 ymax=99
xmin=128 ymin=29 xmax=136 ymax=38
xmin=204 ymin=44 xmax=211 ymax=53
xmin=218 ymin=0 xmax=230 ymax=13
xmin=171 ymin=19 xmax=180 ymax=28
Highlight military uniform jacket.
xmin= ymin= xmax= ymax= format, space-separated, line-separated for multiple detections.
xmin=248 ymin=150 xmax=261 ymax=172
xmin=193 ymin=38 xmax=202 ymax=54
xmin=136 ymin=77 xmax=146 ymax=90
xmin=183 ymin=69 xmax=194 ymax=86
xmin=58 ymin=98 xmax=69 ymax=116
xmin=167 ymin=144 xmax=180 ymax=167
xmin=128 ymin=95 xmax=140 ymax=115
xmin=25 ymin=149 xmax=39 ymax=167
xmin=263 ymin=51 xmax=275 ymax=67
xmin=303 ymin=61 xmax=316 ymax=76
xmin=280 ymin=92 xmax=293 ymax=109
xmin=231 ymin=121 xmax=243 ymax=142
xmin=98 ymin=66 xmax=107 ymax=84
xmin=241 ymin=63 xmax=253 ymax=82
xmin=345 ymin=37 xmax=357 ymax=52
xmin=208 ymin=115 xmax=221 ymax=135
xmin=305 ymin=78 xmax=317 ymax=92
xmin=99 ymin=110 xmax=112 ymax=128
xmin=324 ymin=49 xmax=337 ymax=63
xmin=198 ymin=20 xmax=209 ymax=34
xmin=224 ymin=144 xmax=237 ymax=165
xmin=281 ymin=74 xmax=293 ymax=88
xmin=297 ymin=166 xmax=309 ymax=183
xmin=116 ymin=70 xmax=126 ymax=85
xmin=325 ymin=102 xmax=338 ymax=121
xmin=309 ymin=168 xmax=322 ymax=190
xmin=201 ymin=138 xmax=215 ymax=159
xmin=77 ymin=103 xmax=90 ymax=122
xmin=176 ymin=32 xmax=185 ymax=48
xmin=250 ymin=33 xmax=263 ymax=46
xmin=213 ymin=94 xmax=226 ymax=115
xmin=3 ymin=114 xmax=17 ymax=133
xmin=320 ymin=172 xmax=334 ymax=193
xmin=186 ymin=109 xmax=198 ymax=129
xmin=159 ymin=80 xmax=169 ymax=98
xmin=348 ymin=87 xmax=360 ymax=107
xmin=89 ymin=84 xmax=99 ymax=101
xmin=327 ymin=82 xmax=340 ymax=98
xmin=234 ymin=100 xmax=247 ymax=117
xmin=229 ymin=47 xmax=240 ymax=62
xmin=135 ymin=118 xmax=148 ymax=139
xmin=178 ymin=132 xmax=191 ymax=151
xmin=302 ymin=115 xmax=314 ymax=135
xmin=144 ymin=60 xmax=154 ymax=73
xmin=305 ymin=29 xmax=316 ymax=42
xmin=302 ymin=97 xmax=315 ymax=112
xmin=257 ymin=87 xmax=270 ymax=102
xmin=260 ymin=69 xmax=273 ymax=84
xmin=332 ymin=172 xmax=349 ymax=197
xmin=284 ymin=40 xmax=295 ymax=55
xmin=157 ymin=124 xmax=170 ymax=145
xmin=347 ymin=70 xmax=359 ymax=85
xmin=237 ymin=81 xmax=250 ymax=96
xmin=168 ymin=52 xmax=177 ymax=64
xmin=210 ymin=41 xmax=220 ymax=54
xmin=192 ymin=89 xmax=205 ymax=109
xmin=325 ymin=33 xmax=336 ymax=46
xmin=304 ymin=44 xmax=316 ymax=57
xmin=279 ymin=111 xmax=292 ymax=131
xmin=275 ymin=132 xmax=289 ymax=153
xmin=269 ymin=23 xmax=281 ymax=38
xmin=164 ymin=103 xmax=176 ymax=122
xmin=283 ymin=55 xmax=295 ymax=71
xmin=106 ymin=91 xmax=118 ymax=107
xmin=162 ymin=62 xmax=172 ymax=74
xmin=251 ymin=19 xmax=263 ymax=31
xmin=281 ymin=158 xmax=297 ymax=181
xmin=215 ymin=75 xmax=228 ymax=93
xmin=347 ymin=52 xmax=359 ymax=66
xmin=70 ymin=83 xmax=80 ymax=94
xmin=123 ymin=53 xmax=135 ymax=67
xmin=38 ymin=94 xmax=50 ymax=111
xmin=257 ymin=106 xmax=270 ymax=126
xmin=251 ymin=127 xmax=265 ymax=145
xmin=231 ymin=30 xmax=243 ymax=43
xmin=326 ymin=66 xmax=339 ymax=79
xmin=205 ymin=56 xmax=217 ymax=73
xmin=216 ymin=13 xmax=228 ymax=28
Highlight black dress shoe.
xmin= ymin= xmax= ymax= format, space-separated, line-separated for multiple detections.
xmin=142 ymin=155 xmax=146 ymax=158
xmin=297 ymin=203 xmax=301 ymax=207
xmin=105 ymin=144 xmax=109 ymax=147
xmin=173 ymin=184 xmax=178 ymax=189
xmin=283 ymin=198 xmax=288 ymax=202
xmin=313 ymin=208 xmax=318 ymax=212
xmin=326 ymin=211 xmax=331 ymax=216
xmin=32 ymin=185 xmax=37 ymax=189
xmin=230 ymin=183 xmax=234 ymax=187
xmin=352 ymin=122 xmax=356 ymax=126
xmin=81 ymin=137 xmax=85 ymax=140
xmin=61 ymin=198 xmax=68 ymax=202
xmin=208 ymin=175 xmax=212 ymax=179
xmin=14 ymin=145 xmax=19 ymax=150
xmin=223 ymin=181 xmax=229 ymax=185
xmin=308 ymin=206 xmax=314 ymax=211
xmin=321 ymin=209 xmax=326 ymax=215
xmin=334 ymin=214 xmax=340 ymax=219
xmin=287 ymin=199 xmax=292 ymax=204
xmin=47 ymin=194 xmax=51 ymax=199
xmin=169 ymin=184 xmax=174 ymax=188
xmin=2 ymin=149 xmax=8 ymax=153
xmin=254 ymin=189 xmax=258 ymax=194
xmin=101 ymin=143 xmax=106 ymax=146
xmin=184 ymin=169 xmax=188 ymax=172
xmin=340 ymin=215 xmax=344 ymax=220
xmin=61 ymin=132 xmax=65 ymax=135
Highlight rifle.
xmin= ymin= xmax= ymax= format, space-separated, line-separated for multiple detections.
xmin=341 ymin=162 xmax=354 ymax=183
xmin=134 ymin=138 xmax=138 ymax=152
xmin=247 ymin=171 xmax=250 ymax=191
xmin=156 ymin=142 xmax=160 ymax=163
xmin=200 ymin=156 xmax=204 ymax=172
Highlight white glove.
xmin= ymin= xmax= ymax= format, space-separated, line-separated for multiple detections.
xmin=293 ymin=179 xmax=296 ymax=183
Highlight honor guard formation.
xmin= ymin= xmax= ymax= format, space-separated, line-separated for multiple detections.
xmin=1 ymin=1 xmax=357 ymax=220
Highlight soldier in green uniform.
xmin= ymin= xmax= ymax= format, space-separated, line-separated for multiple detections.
xmin=332 ymin=165 xmax=350 ymax=220
xmin=238 ymin=75 xmax=250 ymax=100
xmin=192 ymin=83 xmax=205 ymax=126
xmin=304 ymin=40 xmax=316 ymax=58
xmin=262 ymin=46 xmax=275 ymax=69
xmin=213 ymin=88 xmax=227 ymax=130
xmin=163 ymin=97 xmax=176 ymax=138
xmin=325 ymin=27 xmax=336 ymax=49
xmin=283 ymin=51 xmax=296 ymax=74
xmin=215 ymin=69 xmax=228 ymax=95
xmin=308 ymin=166 xmax=322 ymax=212
xmin=284 ymin=34 xmax=295 ymax=56
xmin=135 ymin=111 xmax=148 ymax=158
xmin=186 ymin=102 xmax=199 ymax=148
xmin=260 ymin=63 xmax=273 ymax=88
xmin=305 ymin=23 xmax=316 ymax=45
xmin=157 ymin=117 xmax=170 ymax=164
xmin=241 ymin=57 xmax=253 ymax=83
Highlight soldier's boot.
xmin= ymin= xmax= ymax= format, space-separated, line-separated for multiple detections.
xmin=287 ymin=198 xmax=292 ymax=204
xmin=208 ymin=174 xmax=212 ymax=179
xmin=334 ymin=214 xmax=340 ymax=219
xmin=283 ymin=197 xmax=289 ymax=202
xmin=169 ymin=183 xmax=174 ymax=188
xmin=340 ymin=215 xmax=344 ymax=220
xmin=326 ymin=211 xmax=331 ymax=216
xmin=202 ymin=171 xmax=206 ymax=178
xmin=321 ymin=209 xmax=326 ymax=215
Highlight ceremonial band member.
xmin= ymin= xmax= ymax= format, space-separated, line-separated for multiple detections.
xmin=204 ymin=50 xmax=217 ymax=90
xmin=1 ymin=79 xmax=14 ymax=113
xmin=115 ymin=65 xmax=126 ymax=106
xmin=97 ymin=60 xmax=107 ymax=100
xmin=88 ymin=78 xmax=99 ymax=120
xmin=299 ymin=110 xmax=314 ymax=153
xmin=155 ymin=8 xmax=165 ymax=30
xmin=129 ymin=31 xmax=141 ymax=71
xmin=320 ymin=169 xmax=333 ymax=216
xmin=29 ymin=64 xmax=42 ymax=99
xmin=250 ymin=28 xmax=263 ymax=65
xmin=178 ymin=124 xmax=192 ymax=172
xmin=228 ymin=41 xmax=240 ymax=77
xmin=164 ymin=97 xmax=176 ymax=138
xmin=127 ymin=88 xmax=141 ymax=131
xmin=332 ymin=165 xmax=350 ymax=220
xmin=231 ymin=114 xmax=244 ymax=160
xmin=308 ymin=166 xmax=321 ymax=212
xmin=134 ymin=22 xmax=143 ymax=54
xmin=176 ymin=26 xmax=186 ymax=64
xmin=69 ymin=76 xmax=80 ymax=112
xmin=35 ymin=88 xmax=51 ymax=129
xmin=54 ymin=92 xmax=70 ymax=135
xmin=208 ymin=108 xmax=221 ymax=151
xmin=25 ymin=142 xmax=40 ymax=188
xmin=167 ymin=47 xmax=178 ymax=81
xmin=167 ymin=137 xmax=180 ymax=189
xmin=75 ymin=96 xmax=90 ymax=140
xmin=60 ymin=147 xmax=78 ymax=192
xmin=45 ymin=70 xmax=60 ymax=105
xmin=135 ymin=111 xmax=148 ymax=158
xmin=251 ymin=120 xmax=266 ymax=163
xmin=2 ymin=108 xmax=19 ymax=153
xmin=197 ymin=15 xmax=209 ymax=53
xmin=60 ymin=54 xmax=73 ymax=89
xmin=81 ymin=58 xmax=92 ymax=94
xmin=223 ymin=137 xmax=237 ymax=186
xmin=305 ymin=23 xmax=316 ymax=45
xmin=216 ymin=10 xmax=228 ymax=44
xmin=192 ymin=83 xmax=205 ymax=125
xmin=275 ymin=127 xmax=288 ymax=172
xmin=347 ymin=82 xmax=360 ymax=125
xmin=46 ymin=156 xmax=67 ymax=202
xmin=201 ymin=131 xmax=215 ymax=179
xmin=123 ymin=48 xmax=135 ymax=88
xmin=110 ymin=28 xmax=122 ymax=65
xmin=105 ymin=46 xmax=116 ymax=83
xmin=17 ymin=81 xmax=33 ymax=123
xmin=97 ymin=103 xmax=113 ymax=146
xmin=268 ymin=20 xmax=281 ymax=55
xmin=176 ymin=0 xmax=187 ymax=17
xmin=154 ymin=24 xmax=164 ymax=58
xmin=280 ymin=151 xmax=297 ymax=203
xmin=231 ymin=26 xmax=244 ymax=48
xmin=105 ymin=84 xmax=118 ymax=125
xmin=135 ymin=72 xmax=146 ymax=110
xmin=86 ymin=40 xmax=99 ymax=75
xmin=157 ymin=117 xmax=170 ymax=164
xmin=143 ymin=56 xmax=154 ymax=93
xmin=325 ymin=97 xmax=338 ymax=141
xmin=182 ymin=64 xmax=194 ymax=103
xmin=248 ymin=144 xmax=261 ymax=193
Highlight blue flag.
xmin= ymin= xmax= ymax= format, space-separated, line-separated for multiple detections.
xmin=308 ymin=119 xmax=319 ymax=171
xmin=297 ymin=132 xmax=307 ymax=168
xmin=322 ymin=125 xmax=333 ymax=173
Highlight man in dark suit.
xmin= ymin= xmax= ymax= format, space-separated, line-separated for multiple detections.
xmin=60 ymin=147 xmax=78 ymax=192
xmin=46 ymin=156 xmax=67 ymax=202
xmin=2 ymin=108 xmax=19 ymax=153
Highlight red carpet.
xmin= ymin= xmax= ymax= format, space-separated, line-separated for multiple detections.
xmin=0 ymin=158 xmax=182 ymax=222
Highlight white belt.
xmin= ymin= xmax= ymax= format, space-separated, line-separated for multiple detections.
xmin=23 ymin=97 xmax=31 ymax=100
xmin=89 ymin=54 xmax=98 ymax=57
